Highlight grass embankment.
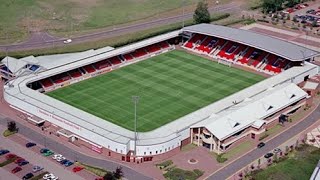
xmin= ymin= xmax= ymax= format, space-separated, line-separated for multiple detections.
xmin=47 ymin=50 xmax=264 ymax=132
xmin=3 ymin=130 xmax=16 ymax=137
xmin=251 ymin=145 xmax=320 ymax=180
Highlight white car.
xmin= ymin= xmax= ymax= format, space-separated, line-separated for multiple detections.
xmin=43 ymin=173 xmax=55 ymax=180
xmin=63 ymin=39 xmax=72 ymax=44
xmin=56 ymin=156 xmax=66 ymax=162
xmin=49 ymin=177 xmax=59 ymax=180
xmin=52 ymin=154 xmax=63 ymax=160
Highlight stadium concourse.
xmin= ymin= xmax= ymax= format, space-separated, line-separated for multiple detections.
xmin=0 ymin=24 xmax=319 ymax=163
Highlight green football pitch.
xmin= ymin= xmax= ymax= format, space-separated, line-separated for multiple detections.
xmin=47 ymin=50 xmax=265 ymax=132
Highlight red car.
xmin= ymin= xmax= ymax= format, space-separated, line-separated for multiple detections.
xmin=11 ymin=166 xmax=22 ymax=174
xmin=15 ymin=158 xmax=25 ymax=164
xmin=72 ymin=166 xmax=84 ymax=173
xmin=5 ymin=154 xmax=17 ymax=160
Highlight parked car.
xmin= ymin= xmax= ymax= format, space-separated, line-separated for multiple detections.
xmin=5 ymin=153 xmax=16 ymax=160
xmin=11 ymin=166 xmax=22 ymax=174
xmin=257 ymin=142 xmax=265 ymax=148
xmin=18 ymin=160 xmax=29 ymax=166
xmin=52 ymin=154 xmax=62 ymax=159
xmin=43 ymin=150 xmax=54 ymax=157
xmin=32 ymin=165 xmax=43 ymax=173
xmin=40 ymin=148 xmax=49 ymax=154
xmin=43 ymin=173 xmax=55 ymax=180
xmin=64 ymin=161 xmax=74 ymax=167
xmin=273 ymin=148 xmax=282 ymax=153
xmin=264 ymin=152 xmax=274 ymax=158
xmin=72 ymin=166 xmax=84 ymax=172
xmin=26 ymin=142 xmax=37 ymax=148
xmin=15 ymin=158 xmax=25 ymax=164
xmin=59 ymin=159 xmax=68 ymax=165
xmin=56 ymin=156 xmax=66 ymax=162
xmin=22 ymin=173 xmax=34 ymax=180
xmin=0 ymin=149 xmax=10 ymax=155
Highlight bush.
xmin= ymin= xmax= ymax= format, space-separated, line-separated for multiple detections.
xmin=193 ymin=169 xmax=204 ymax=177
xmin=156 ymin=160 xmax=173 ymax=169
xmin=3 ymin=129 xmax=16 ymax=137
xmin=164 ymin=168 xmax=203 ymax=180
xmin=216 ymin=153 xmax=228 ymax=163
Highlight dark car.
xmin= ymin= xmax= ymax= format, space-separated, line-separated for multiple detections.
xmin=60 ymin=159 xmax=68 ymax=165
xmin=264 ymin=152 xmax=274 ymax=158
xmin=0 ymin=150 xmax=10 ymax=155
xmin=40 ymin=148 xmax=49 ymax=154
xmin=26 ymin=142 xmax=36 ymax=148
xmin=15 ymin=158 xmax=25 ymax=164
xmin=64 ymin=161 xmax=74 ymax=167
xmin=22 ymin=173 xmax=34 ymax=180
xmin=257 ymin=142 xmax=265 ymax=148
xmin=18 ymin=160 xmax=29 ymax=166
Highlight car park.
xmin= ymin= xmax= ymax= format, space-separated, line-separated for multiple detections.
xmin=264 ymin=152 xmax=274 ymax=158
xmin=26 ymin=142 xmax=37 ymax=148
xmin=11 ymin=166 xmax=22 ymax=174
xmin=0 ymin=149 xmax=10 ymax=155
xmin=257 ymin=142 xmax=265 ymax=148
xmin=18 ymin=160 xmax=29 ymax=166
xmin=22 ymin=173 xmax=34 ymax=180
xmin=72 ymin=166 xmax=84 ymax=172
xmin=32 ymin=165 xmax=44 ymax=173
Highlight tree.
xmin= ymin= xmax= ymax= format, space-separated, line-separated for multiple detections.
xmin=7 ymin=121 xmax=17 ymax=132
xmin=103 ymin=172 xmax=115 ymax=180
xmin=113 ymin=167 xmax=124 ymax=179
xmin=193 ymin=0 xmax=211 ymax=24
xmin=262 ymin=0 xmax=285 ymax=13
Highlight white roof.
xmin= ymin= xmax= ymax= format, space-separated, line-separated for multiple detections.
xmin=205 ymin=83 xmax=307 ymax=140
xmin=303 ymin=81 xmax=319 ymax=90
xmin=1 ymin=56 xmax=27 ymax=74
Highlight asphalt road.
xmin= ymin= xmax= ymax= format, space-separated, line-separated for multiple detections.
xmin=206 ymin=104 xmax=320 ymax=180
xmin=0 ymin=2 xmax=241 ymax=52
xmin=0 ymin=117 xmax=152 ymax=180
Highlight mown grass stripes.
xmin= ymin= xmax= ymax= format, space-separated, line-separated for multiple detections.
xmin=47 ymin=50 xmax=265 ymax=132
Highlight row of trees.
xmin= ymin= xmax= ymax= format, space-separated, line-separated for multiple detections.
xmin=261 ymin=0 xmax=305 ymax=13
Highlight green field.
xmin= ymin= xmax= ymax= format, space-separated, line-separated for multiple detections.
xmin=47 ymin=50 xmax=264 ymax=132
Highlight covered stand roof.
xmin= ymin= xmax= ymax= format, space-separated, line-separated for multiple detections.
xmin=182 ymin=24 xmax=320 ymax=61
xmin=203 ymin=83 xmax=307 ymax=140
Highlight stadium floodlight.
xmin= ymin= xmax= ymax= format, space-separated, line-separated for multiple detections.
xmin=132 ymin=96 xmax=139 ymax=156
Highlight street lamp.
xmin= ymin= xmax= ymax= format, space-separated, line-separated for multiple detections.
xmin=132 ymin=96 xmax=139 ymax=156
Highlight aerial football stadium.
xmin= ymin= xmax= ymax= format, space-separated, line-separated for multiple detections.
xmin=1 ymin=24 xmax=319 ymax=162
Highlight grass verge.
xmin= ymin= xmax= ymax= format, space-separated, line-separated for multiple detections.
xmin=164 ymin=167 xmax=204 ymax=180
xmin=0 ymin=157 xmax=18 ymax=167
xmin=3 ymin=130 xmax=16 ymax=137
xmin=75 ymin=162 xmax=109 ymax=177
xmin=250 ymin=145 xmax=320 ymax=180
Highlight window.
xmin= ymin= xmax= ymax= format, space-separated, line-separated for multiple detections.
xmin=165 ymin=148 xmax=167 ymax=152
xmin=160 ymin=150 xmax=162 ymax=153
xmin=150 ymin=151 xmax=152 ymax=155
xmin=144 ymin=152 xmax=146 ymax=155
xmin=267 ymin=105 xmax=273 ymax=111
xmin=156 ymin=151 xmax=158 ymax=154
xmin=115 ymin=148 xmax=118 ymax=152
xmin=234 ymin=122 xmax=240 ymax=127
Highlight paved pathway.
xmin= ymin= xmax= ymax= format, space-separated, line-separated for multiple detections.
xmin=0 ymin=125 xmax=85 ymax=180
xmin=0 ymin=116 xmax=152 ymax=180
xmin=206 ymin=103 xmax=320 ymax=180
xmin=0 ymin=2 xmax=241 ymax=52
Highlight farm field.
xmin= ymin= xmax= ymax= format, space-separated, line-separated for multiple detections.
xmin=47 ymin=50 xmax=265 ymax=132
xmin=0 ymin=0 xmax=233 ymax=44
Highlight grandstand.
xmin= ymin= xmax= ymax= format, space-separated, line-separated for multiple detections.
xmin=1 ymin=24 xmax=319 ymax=162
